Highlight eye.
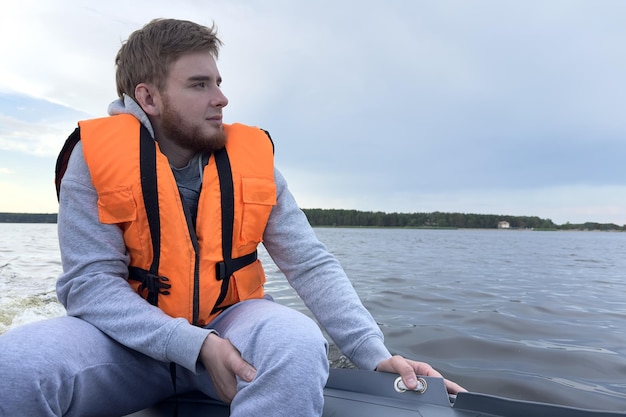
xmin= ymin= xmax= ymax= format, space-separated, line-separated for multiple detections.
xmin=194 ymin=82 xmax=207 ymax=88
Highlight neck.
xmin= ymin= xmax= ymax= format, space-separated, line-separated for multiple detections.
xmin=152 ymin=126 xmax=195 ymax=168
xmin=159 ymin=141 xmax=196 ymax=168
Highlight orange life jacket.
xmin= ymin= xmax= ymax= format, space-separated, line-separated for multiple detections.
xmin=56 ymin=114 xmax=276 ymax=326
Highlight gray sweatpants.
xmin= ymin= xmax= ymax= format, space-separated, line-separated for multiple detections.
xmin=0 ymin=298 xmax=329 ymax=416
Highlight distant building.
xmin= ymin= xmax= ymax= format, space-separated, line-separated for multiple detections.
xmin=497 ymin=221 xmax=510 ymax=229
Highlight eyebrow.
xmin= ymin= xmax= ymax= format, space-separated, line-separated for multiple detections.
xmin=186 ymin=75 xmax=222 ymax=84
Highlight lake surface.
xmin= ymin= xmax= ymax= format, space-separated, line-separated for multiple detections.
xmin=1 ymin=223 xmax=625 ymax=411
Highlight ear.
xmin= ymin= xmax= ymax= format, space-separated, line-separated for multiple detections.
xmin=134 ymin=83 xmax=161 ymax=117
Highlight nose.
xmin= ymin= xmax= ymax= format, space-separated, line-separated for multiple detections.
xmin=212 ymin=88 xmax=228 ymax=108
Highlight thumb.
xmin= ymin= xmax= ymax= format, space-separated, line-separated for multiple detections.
xmin=398 ymin=364 xmax=419 ymax=390
xmin=231 ymin=356 xmax=256 ymax=382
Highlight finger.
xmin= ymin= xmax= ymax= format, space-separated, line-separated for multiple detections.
xmin=391 ymin=357 xmax=421 ymax=390
xmin=412 ymin=363 xmax=467 ymax=394
xmin=210 ymin=368 xmax=238 ymax=403
xmin=414 ymin=363 xmax=442 ymax=378
xmin=215 ymin=384 xmax=234 ymax=404
xmin=444 ymin=378 xmax=467 ymax=394
xmin=232 ymin=357 xmax=257 ymax=382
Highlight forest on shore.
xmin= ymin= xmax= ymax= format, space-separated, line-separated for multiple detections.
xmin=301 ymin=209 xmax=624 ymax=231
xmin=0 ymin=212 xmax=57 ymax=223
xmin=1 ymin=210 xmax=623 ymax=231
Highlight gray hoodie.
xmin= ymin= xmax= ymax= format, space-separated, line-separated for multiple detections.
xmin=56 ymin=96 xmax=391 ymax=374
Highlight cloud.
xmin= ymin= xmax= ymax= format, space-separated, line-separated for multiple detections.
xmin=0 ymin=92 xmax=91 ymax=157
xmin=0 ymin=0 xmax=625 ymax=225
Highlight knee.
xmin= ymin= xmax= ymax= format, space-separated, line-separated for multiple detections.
xmin=285 ymin=314 xmax=328 ymax=362
xmin=247 ymin=310 xmax=329 ymax=368
xmin=229 ymin=313 xmax=328 ymax=416
xmin=0 ymin=320 xmax=72 ymax=414
xmin=0 ymin=316 xmax=113 ymax=413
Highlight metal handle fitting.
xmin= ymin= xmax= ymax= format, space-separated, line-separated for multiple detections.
xmin=394 ymin=376 xmax=427 ymax=393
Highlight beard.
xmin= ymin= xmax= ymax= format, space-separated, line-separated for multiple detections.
xmin=160 ymin=96 xmax=227 ymax=153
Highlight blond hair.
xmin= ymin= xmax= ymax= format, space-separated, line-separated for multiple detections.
xmin=115 ymin=18 xmax=223 ymax=99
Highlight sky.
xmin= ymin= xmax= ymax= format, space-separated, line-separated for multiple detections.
xmin=1 ymin=0 xmax=625 ymax=226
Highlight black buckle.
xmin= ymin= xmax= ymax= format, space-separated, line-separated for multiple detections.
xmin=216 ymin=262 xmax=227 ymax=281
xmin=128 ymin=266 xmax=171 ymax=307
xmin=139 ymin=273 xmax=171 ymax=295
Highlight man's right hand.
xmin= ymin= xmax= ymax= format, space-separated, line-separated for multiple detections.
xmin=198 ymin=333 xmax=257 ymax=403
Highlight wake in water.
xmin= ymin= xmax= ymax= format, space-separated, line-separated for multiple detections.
xmin=0 ymin=225 xmax=66 ymax=334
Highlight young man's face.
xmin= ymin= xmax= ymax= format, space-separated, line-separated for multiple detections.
xmin=159 ymin=51 xmax=229 ymax=153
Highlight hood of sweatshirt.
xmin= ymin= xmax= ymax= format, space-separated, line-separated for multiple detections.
xmin=107 ymin=94 xmax=155 ymax=138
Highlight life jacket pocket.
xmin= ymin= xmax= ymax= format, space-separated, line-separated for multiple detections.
xmin=96 ymin=187 xmax=145 ymax=258
xmin=231 ymin=259 xmax=267 ymax=301
xmin=96 ymin=186 xmax=137 ymax=224
xmin=240 ymin=177 xmax=276 ymax=244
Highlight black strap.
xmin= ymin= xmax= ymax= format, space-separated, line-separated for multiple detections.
xmin=212 ymin=149 xmax=235 ymax=312
xmin=54 ymin=127 xmax=82 ymax=201
xmin=215 ymin=251 xmax=258 ymax=280
xmin=139 ymin=125 xmax=161 ymax=279
xmin=127 ymin=125 xmax=165 ymax=307
xmin=211 ymin=149 xmax=257 ymax=314
xmin=169 ymin=362 xmax=179 ymax=416
xmin=138 ymin=126 xmax=178 ymax=407
xmin=261 ymin=129 xmax=275 ymax=154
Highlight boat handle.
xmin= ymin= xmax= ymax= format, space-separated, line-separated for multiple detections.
xmin=394 ymin=376 xmax=427 ymax=394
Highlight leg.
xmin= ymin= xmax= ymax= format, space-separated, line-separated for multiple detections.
xmin=201 ymin=298 xmax=329 ymax=417
xmin=0 ymin=316 xmax=174 ymax=417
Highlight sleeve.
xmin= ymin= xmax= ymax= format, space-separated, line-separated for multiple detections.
xmin=56 ymin=141 xmax=211 ymax=373
xmin=261 ymin=168 xmax=392 ymax=370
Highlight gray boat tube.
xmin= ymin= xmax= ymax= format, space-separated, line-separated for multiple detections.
xmin=126 ymin=368 xmax=626 ymax=417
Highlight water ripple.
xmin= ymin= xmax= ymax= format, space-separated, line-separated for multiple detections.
xmin=2 ymin=225 xmax=626 ymax=410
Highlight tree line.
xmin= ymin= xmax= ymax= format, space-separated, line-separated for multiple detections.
xmin=301 ymin=208 xmax=625 ymax=231
xmin=0 ymin=212 xmax=57 ymax=223
xmin=1 ymin=210 xmax=623 ymax=231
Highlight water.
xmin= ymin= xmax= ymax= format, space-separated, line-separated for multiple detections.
xmin=0 ymin=224 xmax=65 ymax=331
xmin=1 ymin=223 xmax=625 ymax=411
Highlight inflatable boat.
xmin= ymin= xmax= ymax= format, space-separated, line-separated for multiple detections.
xmin=126 ymin=368 xmax=625 ymax=416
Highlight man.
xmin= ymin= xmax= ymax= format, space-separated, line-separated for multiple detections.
xmin=0 ymin=18 xmax=464 ymax=416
